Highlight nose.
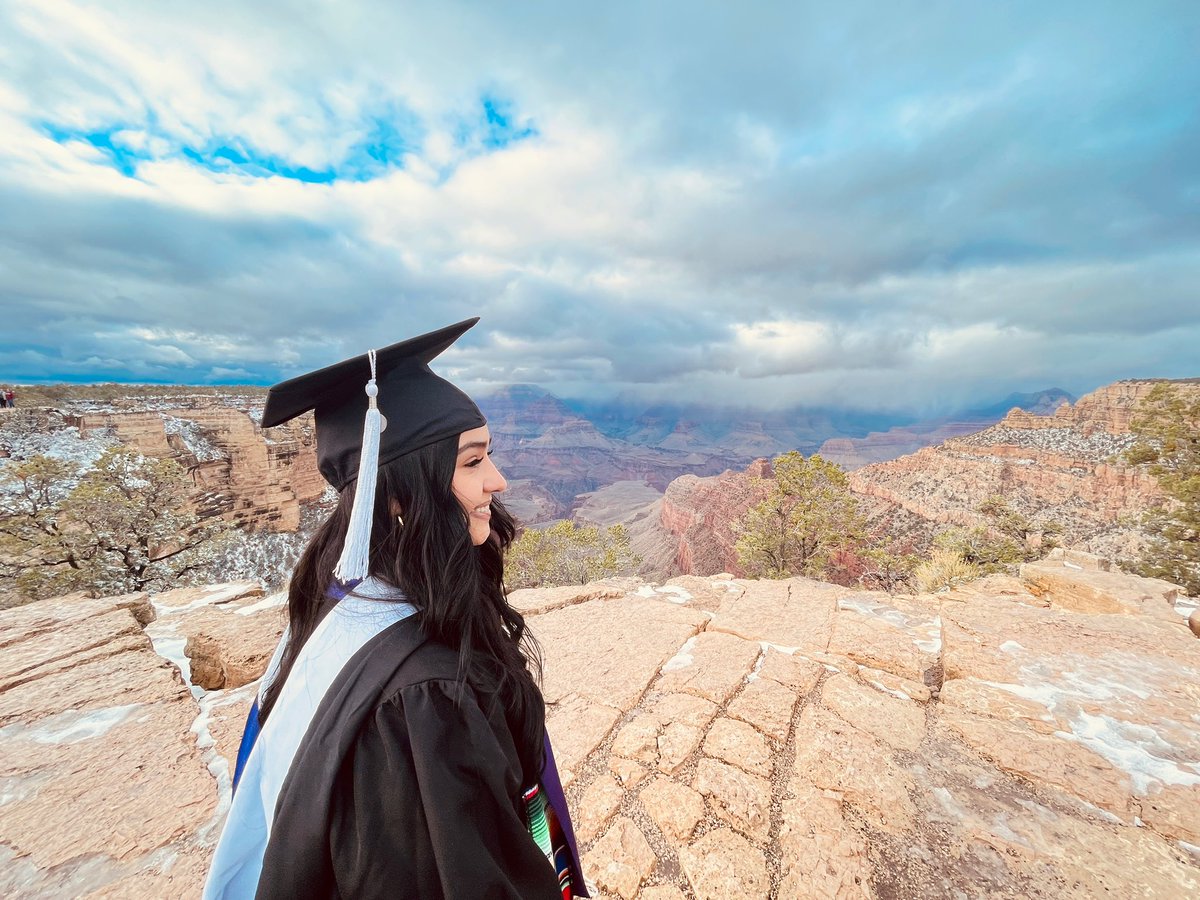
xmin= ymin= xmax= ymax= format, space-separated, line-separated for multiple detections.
xmin=486 ymin=456 xmax=507 ymax=494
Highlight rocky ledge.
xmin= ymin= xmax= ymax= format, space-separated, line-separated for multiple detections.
xmin=1 ymin=558 xmax=1198 ymax=898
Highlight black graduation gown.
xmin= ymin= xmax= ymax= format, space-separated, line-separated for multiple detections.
xmin=256 ymin=617 xmax=563 ymax=900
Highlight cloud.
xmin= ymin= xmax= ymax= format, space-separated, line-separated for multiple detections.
xmin=0 ymin=0 xmax=1197 ymax=414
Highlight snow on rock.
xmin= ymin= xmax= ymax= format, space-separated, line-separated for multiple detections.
xmin=161 ymin=414 xmax=224 ymax=462
xmin=8 ymin=564 xmax=1200 ymax=897
xmin=0 ymin=592 xmax=219 ymax=896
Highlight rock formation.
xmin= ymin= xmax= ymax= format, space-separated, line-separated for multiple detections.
xmin=77 ymin=405 xmax=324 ymax=532
xmin=847 ymin=381 xmax=1195 ymax=558
xmin=649 ymin=380 xmax=1196 ymax=579
xmin=0 ymin=579 xmax=285 ymax=897
xmin=3 ymin=555 xmax=1197 ymax=897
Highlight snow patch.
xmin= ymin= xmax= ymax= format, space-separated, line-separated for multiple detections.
xmin=235 ymin=591 xmax=288 ymax=616
xmin=161 ymin=415 xmax=224 ymax=462
xmin=932 ymin=786 xmax=969 ymax=821
xmin=662 ymin=636 xmax=698 ymax=673
xmin=999 ymin=640 xmax=1026 ymax=654
xmin=635 ymin=585 xmax=657 ymax=598
xmin=839 ymin=595 xmax=941 ymax=654
xmin=1056 ymin=713 xmax=1200 ymax=794
xmin=655 ymin=585 xmax=693 ymax=604
xmin=153 ymin=583 xmax=259 ymax=617
xmin=868 ymin=679 xmax=911 ymax=701
xmin=0 ymin=703 xmax=143 ymax=744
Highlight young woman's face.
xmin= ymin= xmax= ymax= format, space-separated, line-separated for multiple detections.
xmin=451 ymin=424 xmax=507 ymax=545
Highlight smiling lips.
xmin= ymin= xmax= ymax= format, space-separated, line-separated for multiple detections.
xmin=472 ymin=503 xmax=491 ymax=519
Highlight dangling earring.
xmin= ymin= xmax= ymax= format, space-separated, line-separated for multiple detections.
xmin=396 ymin=514 xmax=404 ymax=528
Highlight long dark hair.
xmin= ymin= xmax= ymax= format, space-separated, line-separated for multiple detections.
xmin=259 ymin=434 xmax=545 ymax=781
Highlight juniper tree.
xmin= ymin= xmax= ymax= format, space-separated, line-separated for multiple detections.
xmin=0 ymin=446 xmax=231 ymax=604
xmin=506 ymin=520 xmax=640 ymax=589
xmin=733 ymin=451 xmax=864 ymax=580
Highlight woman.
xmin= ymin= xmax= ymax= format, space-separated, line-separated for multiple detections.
xmin=204 ymin=319 xmax=585 ymax=899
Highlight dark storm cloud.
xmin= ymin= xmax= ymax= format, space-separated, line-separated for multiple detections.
xmin=0 ymin=0 xmax=1196 ymax=410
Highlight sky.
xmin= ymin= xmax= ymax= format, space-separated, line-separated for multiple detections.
xmin=0 ymin=1 xmax=1197 ymax=415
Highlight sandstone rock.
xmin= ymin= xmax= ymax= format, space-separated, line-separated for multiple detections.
xmin=575 ymin=773 xmax=625 ymax=843
xmin=152 ymin=581 xmax=264 ymax=611
xmin=828 ymin=593 xmax=941 ymax=685
xmin=531 ymin=596 xmax=706 ymax=711
xmin=756 ymin=647 xmax=824 ymax=693
xmin=710 ymin=576 xmax=840 ymax=652
xmin=508 ymin=581 xmax=627 ymax=616
xmin=727 ymin=676 xmax=799 ymax=742
xmin=656 ymin=631 xmax=761 ymax=705
xmin=179 ymin=594 xmax=285 ymax=690
xmin=944 ymin=572 xmax=1046 ymax=607
xmin=939 ymin=678 xmax=1057 ymax=734
xmin=792 ymin=705 xmax=917 ymax=833
xmin=854 ymin=664 xmax=932 ymax=703
xmin=583 ymin=817 xmax=656 ymax=899
xmin=611 ymin=711 xmax=660 ymax=764
xmin=80 ymin=405 xmax=324 ymax=532
xmin=903 ymin=736 xmax=1200 ymax=898
xmin=657 ymin=722 xmax=703 ymax=774
xmin=1190 ymin=608 xmax=1200 ymax=638
xmin=940 ymin=706 xmax=1134 ymax=820
xmin=655 ymin=461 xmax=770 ymax=576
xmin=694 ymin=757 xmax=772 ymax=840
xmin=847 ymin=382 xmax=1179 ymax=559
xmin=1021 ymin=560 xmax=1180 ymax=621
xmin=648 ymin=691 xmax=719 ymax=729
xmin=639 ymin=776 xmax=705 ymax=843
xmin=609 ymin=756 xmax=650 ymax=789
xmin=703 ymin=717 xmax=772 ymax=777
xmin=1044 ymin=547 xmax=1112 ymax=570
xmin=545 ymin=696 xmax=623 ymax=788
xmin=636 ymin=886 xmax=686 ymax=900
xmin=678 ymin=828 xmax=769 ymax=900
xmin=778 ymin=781 xmax=872 ymax=900
xmin=820 ymin=673 xmax=926 ymax=752
xmin=662 ymin=574 xmax=741 ymax=612
xmin=0 ymin=593 xmax=217 ymax=898
xmin=13 ymin=563 xmax=1200 ymax=898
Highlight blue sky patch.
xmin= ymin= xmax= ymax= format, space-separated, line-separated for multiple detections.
xmin=44 ymin=105 xmax=423 ymax=184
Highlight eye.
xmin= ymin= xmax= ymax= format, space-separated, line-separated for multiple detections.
xmin=465 ymin=456 xmax=483 ymax=468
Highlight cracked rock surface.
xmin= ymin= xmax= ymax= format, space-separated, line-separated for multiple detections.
xmin=2 ymin=560 xmax=1198 ymax=898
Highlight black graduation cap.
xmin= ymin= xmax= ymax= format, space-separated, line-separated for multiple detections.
xmin=262 ymin=318 xmax=486 ymax=582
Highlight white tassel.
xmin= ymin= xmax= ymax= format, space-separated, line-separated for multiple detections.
xmin=334 ymin=349 xmax=382 ymax=583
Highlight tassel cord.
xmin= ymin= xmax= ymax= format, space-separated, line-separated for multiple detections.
xmin=334 ymin=350 xmax=382 ymax=583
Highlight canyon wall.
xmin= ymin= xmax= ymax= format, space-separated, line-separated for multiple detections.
xmin=651 ymin=380 xmax=1196 ymax=577
xmin=77 ymin=405 xmax=324 ymax=532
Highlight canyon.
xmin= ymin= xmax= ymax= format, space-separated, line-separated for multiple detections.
xmin=648 ymin=380 xmax=1193 ymax=578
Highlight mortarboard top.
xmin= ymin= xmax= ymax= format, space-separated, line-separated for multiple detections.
xmin=262 ymin=318 xmax=486 ymax=492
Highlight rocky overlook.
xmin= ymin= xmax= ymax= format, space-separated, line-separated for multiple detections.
xmin=2 ymin=555 xmax=1197 ymax=898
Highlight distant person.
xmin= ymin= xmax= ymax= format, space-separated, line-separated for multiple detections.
xmin=0 ymin=388 xmax=6 ymax=409
xmin=204 ymin=319 xmax=583 ymax=900
xmin=3 ymin=389 xmax=12 ymax=408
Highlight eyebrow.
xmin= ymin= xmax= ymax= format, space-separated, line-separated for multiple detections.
xmin=457 ymin=440 xmax=490 ymax=455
